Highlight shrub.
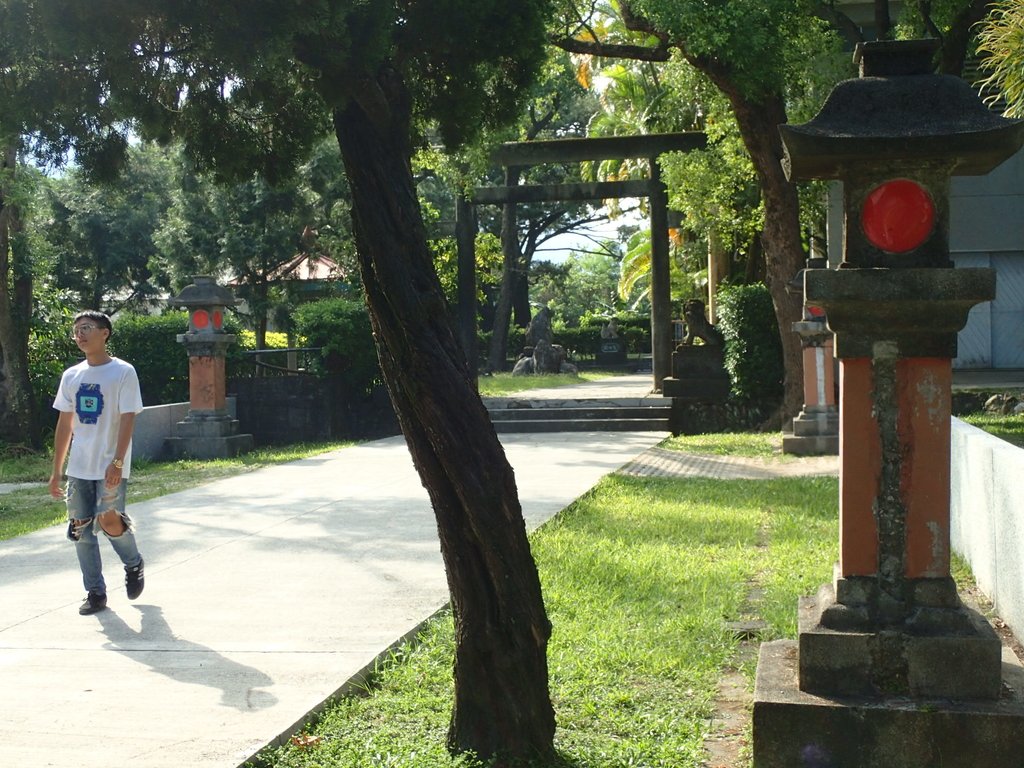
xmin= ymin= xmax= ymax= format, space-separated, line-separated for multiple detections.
xmin=28 ymin=295 xmax=78 ymax=435
xmin=580 ymin=311 xmax=651 ymax=354
xmin=715 ymin=283 xmax=784 ymax=405
xmin=108 ymin=311 xmax=246 ymax=406
xmin=107 ymin=312 xmax=192 ymax=405
xmin=238 ymin=329 xmax=290 ymax=349
xmin=292 ymin=298 xmax=381 ymax=396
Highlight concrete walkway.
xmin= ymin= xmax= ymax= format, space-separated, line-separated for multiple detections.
xmin=0 ymin=378 xmax=671 ymax=768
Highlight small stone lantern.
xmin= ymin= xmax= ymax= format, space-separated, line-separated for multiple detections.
xmin=782 ymin=253 xmax=838 ymax=456
xmin=754 ymin=40 xmax=1024 ymax=767
xmin=165 ymin=276 xmax=253 ymax=459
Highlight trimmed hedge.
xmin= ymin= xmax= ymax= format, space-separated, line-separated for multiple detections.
xmin=292 ymin=298 xmax=382 ymax=396
xmin=715 ymin=283 xmax=784 ymax=406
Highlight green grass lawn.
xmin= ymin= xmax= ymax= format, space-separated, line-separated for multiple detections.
xmin=477 ymin=370 xmax=629 ymax=397
xmin=247 ymin=470 xmax=839 ymax=768
xmin=661 ymin=431 xmax=784 ymax=459
xmin=960 ymin=413 xmax=1024 ymax=448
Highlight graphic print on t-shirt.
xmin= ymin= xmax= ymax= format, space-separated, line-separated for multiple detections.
xmin=75 ymin=383 xmax=104 ymax=424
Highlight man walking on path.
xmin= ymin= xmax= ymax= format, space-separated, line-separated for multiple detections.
xmin=48 ymin=311 xmax=146 ymax=615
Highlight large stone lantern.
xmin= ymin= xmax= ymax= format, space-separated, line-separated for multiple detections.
xmin=165 ymin=276 xmax=253 ymax=459
xmin=754 ymin=40 xmax=1024 ymax=767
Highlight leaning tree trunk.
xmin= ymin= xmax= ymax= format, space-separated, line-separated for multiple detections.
xmin=0 ymin=144 xmax=39 ymax=446
xmin=698 ymin=69 xmax=805 ymax=421
xmin=332 ymin=74 xmax=556 ymax=762
xmin=734 ymin=92 xmax=805 ymax=422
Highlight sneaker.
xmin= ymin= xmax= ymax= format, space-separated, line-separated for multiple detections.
xmin=125 ymin=557 xmax=145 ymax=600
xmin=79 ymin=592 xmax=107 ymax=615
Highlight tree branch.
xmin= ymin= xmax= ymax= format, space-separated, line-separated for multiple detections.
xmin=938 ymin=0 xmax=997 ymax=75
xmin=618 ymin=1 xmax=671 ymax=47
xmin=916 ymin=1 xmax=945 ymax=42
xmin=526 ymin=94 xmax=561 ymax=140
xmin=812 ymin=2 xmax=864 ymax=47
xmin=550 ymin=35 xmax=671 ymax=62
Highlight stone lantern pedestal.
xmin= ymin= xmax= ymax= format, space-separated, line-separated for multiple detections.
xmin=164 ymin=276 xmax=253 ymax=460
xmin=753 ymin=40 xmax=1024 ymax=767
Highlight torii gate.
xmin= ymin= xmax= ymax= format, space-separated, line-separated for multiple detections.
xmin=455 ymin=132 xmax=707 ymax=391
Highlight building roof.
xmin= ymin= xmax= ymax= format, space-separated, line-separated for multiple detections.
xmin=266 ymin=251 xmax=345 ymax=282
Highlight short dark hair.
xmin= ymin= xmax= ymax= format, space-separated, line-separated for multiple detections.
xmin=73 ymin=310 xmax=113 ymax=338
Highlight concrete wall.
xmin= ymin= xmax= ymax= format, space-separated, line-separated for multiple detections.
xmin=132 ymin=399 xmax=236 ymax=461
xmin=950 ymin=417 xmax=1024 ymax=641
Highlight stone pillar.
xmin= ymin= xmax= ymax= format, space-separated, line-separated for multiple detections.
xmin=164 ymin=276 xmax=254 ymax=460
xmin=754 ymin=39 xmax=1024 ymax=767
xmin=783 ymin=251 xmax=839 ymax=456
xmin=782 ymin=307 xmax=838 ymax=456
xmin=800 ymin=268 xmax=999 ymax=697
xmin=649 ymin=158 xmax=672 ymax=391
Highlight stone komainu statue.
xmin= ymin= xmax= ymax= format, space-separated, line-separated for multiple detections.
xmin=525 ymin=306 xmax=553 ymax=347
xmin=681 ymin=299 xmax=724 ymax=347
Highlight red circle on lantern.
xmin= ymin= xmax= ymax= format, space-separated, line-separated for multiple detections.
xmin=213 ymin=310 xmax=223 ymax=329
xmin=861 ymin=179 xmax=935 ymax=253
xmin=192 ymin=309 xmax=210 ymax=329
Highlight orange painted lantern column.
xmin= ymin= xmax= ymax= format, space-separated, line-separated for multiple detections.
xmin=169 ymin=276 xmax=237 ymax=418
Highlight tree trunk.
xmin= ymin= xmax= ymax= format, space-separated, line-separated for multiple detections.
xmin=512 ymin=270 xmax=532 ymax=327
xmin=0 ymin=144 xmax=39 ymax=447
xmin=695 ymin=71 xmax=805 ymax=420
xmin=874 ymin=0 xmax=893 ymax=40
xmin=938 ymin=1 xmax=996 ymax=76
xmin=332 ymin=72 xmax=555 ymax=762
xmin=487 ymin=166 xmax=524 ymax=372
xmin=254 ymin=278 xmax=269 ymax=351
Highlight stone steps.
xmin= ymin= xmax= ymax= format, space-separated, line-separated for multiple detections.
xmin=485 ymin=399 xmax=672 ymax=433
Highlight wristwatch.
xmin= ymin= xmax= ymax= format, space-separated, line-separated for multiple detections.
xmin=112 ymin=458 xmax=124 ymax=469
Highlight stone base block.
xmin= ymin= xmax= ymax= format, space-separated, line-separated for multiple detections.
xmin=172 ymin=416 xmax=243 ymax=439
xmin=596 ymin=338 xmax=628 ymax=365
xmin=661 ymin=375 xmax=730 ymax=402
xmin=798 ymin=582 xmax=1003 ymax=699
xmin=791 ymin=409 xmax=838 ymax=437
xmin=783 ymin=407 xmax=839 ymax=455
xmin=164 ymin=433 xmax=254 ymax=460
xmin=782 ymin=432 xmax=839 ymax=456
xmin=754 ymin=640 xmax=1024 ymax=768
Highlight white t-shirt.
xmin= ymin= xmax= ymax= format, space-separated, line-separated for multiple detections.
xmin=53 ymin=357 xmax=144 ymax=480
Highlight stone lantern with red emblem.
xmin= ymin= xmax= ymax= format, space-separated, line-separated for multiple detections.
xmin=754 ymin=39 xmax=1024 ymax=767
xmin=166 ymin=276 xmax=253 ymax=458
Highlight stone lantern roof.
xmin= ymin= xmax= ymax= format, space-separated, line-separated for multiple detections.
xmin=168 ymin=275 xmax=238 ymax=309
xmin=780 ymin=39 xmax=1024 ymax=180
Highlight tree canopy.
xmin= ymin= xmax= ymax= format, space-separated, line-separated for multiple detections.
xmin=2 ymin=0 xmax=551 ymax=182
